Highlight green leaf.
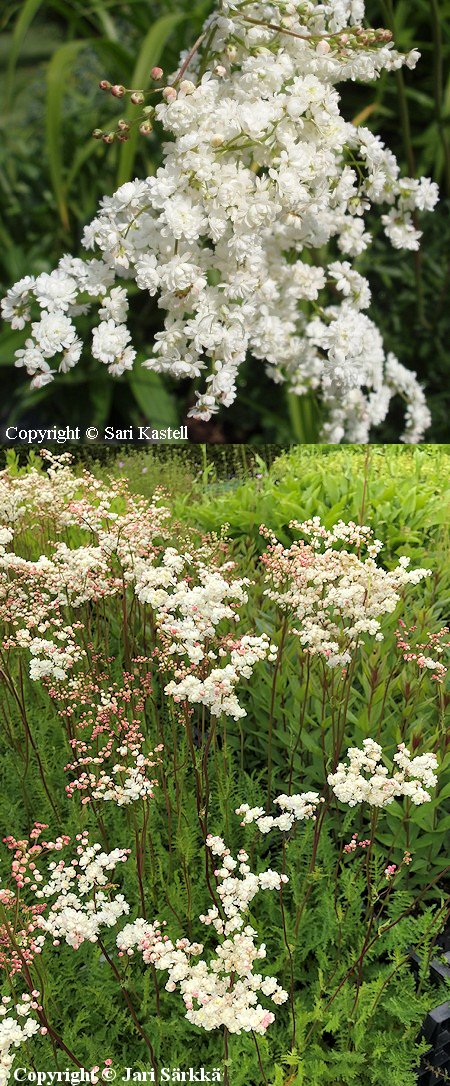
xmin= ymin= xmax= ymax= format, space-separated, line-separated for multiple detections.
xmin=4 ymin=0 xmax=47 ymax=109
xmin=128 ymin=364 xmax=178 ymax=429
xmin=116 ymin=13 xmax=188 ymax=187
xmin=45 ymin=39 xmax=88 ymax=230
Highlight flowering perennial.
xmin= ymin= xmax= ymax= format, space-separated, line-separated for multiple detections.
xmin=135 ymin=548 xmax=278 ymax=717
xmin=1 ymin=1 xmax=438 ymax=441
xmin=116 ymin=831 xmax=288 ymax=1034
xmin=328 ymin=739 xmax=439 ymax=808
xmin=236 ymin=791 xmax=322 ymax=833
xmin=63 ymin=673 xmax=163 ymax=807
xmin=0 ymin=454 xmax=446 ymax=1081
xmin=395 ymin=620 xmax=449 ymax=683
xmin=262 ymin=517 xmax=431 ymax=665
xmin=0 ymin=996 xmax=42 ymax=1086
xmin=0 ymin=828 xmax=130 ymax=961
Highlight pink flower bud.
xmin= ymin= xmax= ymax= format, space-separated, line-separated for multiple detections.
xmin=151 ymin=67 xmax=163 ymax=80
xmin=316 ymin=40 xmax=331 ymax=54
xmin=179 ymin=79 xmax=196 ymax=95
xmin=130 ymin=91 xmax=145 ymax=105
xmin=162 ymin=86 xmax=177 ymax=102
xmin=111 ymin=84 xmax=126 ymax=98
xmin=99 ymin=80 xmax=111 ymax=91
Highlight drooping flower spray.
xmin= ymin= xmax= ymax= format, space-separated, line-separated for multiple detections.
xmin=1 ymin=1 xmax=438 ymax=441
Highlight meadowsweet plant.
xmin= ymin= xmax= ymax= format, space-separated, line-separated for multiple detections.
xmin=0 ymin=452 xmax=449 ymax=1085
xmin=1 ymin=2 xmax=439 ymax=441
xmin=261 ymin=517 xmax=432 ymax=666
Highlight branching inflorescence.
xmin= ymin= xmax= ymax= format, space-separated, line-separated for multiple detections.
xmin=1 ymin=1 xmax=439 ymax=441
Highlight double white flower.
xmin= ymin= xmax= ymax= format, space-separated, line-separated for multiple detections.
xmin=1 ymin=0 xmax=438 ymax=440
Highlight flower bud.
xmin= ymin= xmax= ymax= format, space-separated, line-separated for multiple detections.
xmin=117 ymin=120 xmax=130 ymax=131
xmin=102 ymin=132 xmax=115 ymax=144
xmin=214 ymin=65 xmax=227 ymax=77
xmin=211 ymin=134 xmax=224 ymax=147
xmin=179 ymin=79 xmax=196 ymax=95
xmin=111 ymin=84 xmax=126 ymax=98
xmin=92 ymin=129 xmax=103 ymax=140
xmin=151 ymin=67 xmax=163 ymax=80
xmin=130 ymin=91 xmax=145 ymax=105
xmin=316 ymin=40 xmax=331 ymax=54
xmin=99 ymin=80 xmax=111 ymax=91
xmin=162 ymin=86 xmax=177 ymax=102
xmin=117 ymin=134 xmax=129 ymax=142
xmin=139 ymin=121 xmax=153 ymax=135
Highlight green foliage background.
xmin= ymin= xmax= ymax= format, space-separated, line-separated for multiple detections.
xmin=0 ymin=0 xmax=449 ymax=440
xmin=1 ymin=443 xmax=449 ymax=1084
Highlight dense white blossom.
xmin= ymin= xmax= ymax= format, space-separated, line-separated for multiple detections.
xmin=116 ymin=831 xmax=288 ymax=1034
xmin=36 ymin=839 xmax=130 ymax=950
xmin=1 ymin=0 xmax=437 ymax=440
xmin=262 ymin=518 xmax=431 ymax=665
xmin=328 ymin=739 xmax=438 ymax=807
xmin=0 ymin=997 xmax=41 ymax=1086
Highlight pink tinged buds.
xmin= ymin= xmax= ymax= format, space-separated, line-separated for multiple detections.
xmin=111 ymin=84 xmax=126 ymax=98
xmin=117 ymin=120 xmax=130 ymax=131
xmin=179 ymin=79 xmax=196 ymax=95
xmin=151 ymin=67 xmax=163 ymax=80
xmin=92 ymin=129 xmax=103 ymax=140
xmin=102 ymin=133 xmax=115 ymax=144
xmin=162 ymin=86 xmax=177 ymax=102
xmin=130 ymin=91 xmax=145 ymax=105
xmin=99 ymin=80 xmax=111 ymax=91
xmin=139 ymin=122 xmax=153 ymax=136
xmin=316 ymin=40 xmax=331 ymax=54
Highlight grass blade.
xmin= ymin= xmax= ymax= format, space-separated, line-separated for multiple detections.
xmin=45 ymin=39 xmax=88 ymax=231
xmin=4 ymin=0 xmax=47 ymax=108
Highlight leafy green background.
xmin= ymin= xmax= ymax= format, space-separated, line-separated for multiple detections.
xmin=0 ymin=0 xmax=449 ymax=441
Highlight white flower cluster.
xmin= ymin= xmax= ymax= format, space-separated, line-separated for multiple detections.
xmin=27 ymin=631 xmax=86 ymax=683
xmin=68 ymin=753 xmax=160 ymax=807
xmin=0 ymin=996 xmax=42 ymax=1086
xmin=134 ymin=548 xmax=277 ymax=717
xmin=35 ymin=839 xmax=130 ymax=950
xmin=236 ymin=791 xmax=322 ymax=833
xmin=134 ymin=549 xmax=250 ymax=659
xmin=116 ymin=832 xmax=287 ymax=1035
xmin=1 ymin=0 xmax=437 ymax=441
xmin=262 ymin=518 xmax=431 ymax=666
xmin=164 ymin=634 xmax=277 ymax=719
xmin=328 ymin=739 xmax=438 ymax=808
xmin=46 ymin=543 xmax=122 ymax=607
xmin=0 ymin=528 xmax=13 ymax=557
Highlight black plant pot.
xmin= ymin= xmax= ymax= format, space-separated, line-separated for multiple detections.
xmin=412 ymin=947 xmax=450 ymax=1084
